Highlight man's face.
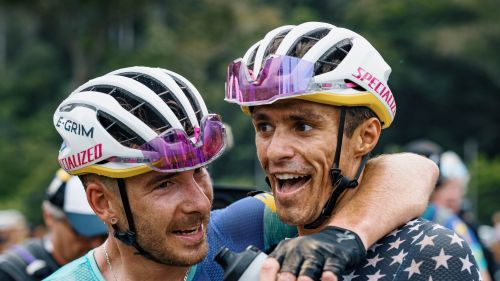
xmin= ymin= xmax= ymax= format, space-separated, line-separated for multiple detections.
xmin=252 ymin=99 xmax=343 ymax=226
xmin=50 ymin=218 xmax=106 ymax=264
xmin=118 ymin=167 xmax=213 ymax=266
xmin=432 ymin=178 xmax=464 ymax=214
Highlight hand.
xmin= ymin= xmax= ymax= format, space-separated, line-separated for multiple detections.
xmin=260 ymin=226 xmax=366 ymax=281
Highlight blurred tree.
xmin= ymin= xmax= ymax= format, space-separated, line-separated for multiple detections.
xmin=338 ymin=0 xmax=500 ymax=155
xmin=471 ymin=155 xmax=500 ymax=224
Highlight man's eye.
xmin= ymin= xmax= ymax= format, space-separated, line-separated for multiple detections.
xmin=194 ymin=167 xmax=207 ymax=176
xmin=297 ymin=123 xmax=313 ymax=132
xmin=157 ymin=181 xmax=173 ymax=189
xmin=257 ymin=123 xmax=273 ymax=132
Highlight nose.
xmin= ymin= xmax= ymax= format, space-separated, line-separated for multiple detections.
xmin=181 ymin=175 xmax=212 ymax=214
xmin=265 ymin=129 xmax=295 ymax=163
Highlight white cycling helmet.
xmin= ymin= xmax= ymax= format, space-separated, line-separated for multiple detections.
xmin=440 ymin=151 xmax=470 ymax=191
xmin=54 ymin=66 xmax=227 ymax=178
xmin=226 ymin=21 xmax=396 ymax=128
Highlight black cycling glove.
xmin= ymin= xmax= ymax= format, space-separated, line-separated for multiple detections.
xmin=268 ymin=226 xmax=367 ymax=280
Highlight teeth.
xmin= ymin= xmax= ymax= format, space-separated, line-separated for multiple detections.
xmin=275 ymin=174 xmax=306 ymax=180
xmin=175 ymin=226 xmax=198 ymax=234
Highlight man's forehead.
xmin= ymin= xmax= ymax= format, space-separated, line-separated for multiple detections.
xmin=127 ymin=170 xmax=180 ymax=188
xmin=251 ymin=99 xmax=336 ymax=120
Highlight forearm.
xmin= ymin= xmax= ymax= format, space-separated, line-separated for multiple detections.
xmin=327 ymin=152 xmax=438 ymax=248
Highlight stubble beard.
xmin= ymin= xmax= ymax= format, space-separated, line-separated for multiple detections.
xmin=134 ymin=214 xmax=210 ymax=266
xmin=276 ymin=201 xmax=310 ymax=226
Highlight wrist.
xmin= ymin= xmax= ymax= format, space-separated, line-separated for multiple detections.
xmin=325 ymin=219 xmax=369 ymax=250
xmin=321 ymin=226 xmax=367 ymax=266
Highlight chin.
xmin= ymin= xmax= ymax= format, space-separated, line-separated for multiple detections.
xmin=185 ymin=246 xmax=208 ymax=265
xmin=278 ymin=203 xmax=326 ymax=228
xmin=170 ymin=241 xmax=209 ymax=266
xmin=276 ymin=207 xmax=307 ymax=226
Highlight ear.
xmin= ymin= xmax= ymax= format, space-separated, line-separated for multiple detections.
xmin=42 ymin=205 xmax=55 ymax=228
xmin=352 ymin=117 xmax=381 ymax=156
xmin=85 ymin=180 xmax=119 ymax=224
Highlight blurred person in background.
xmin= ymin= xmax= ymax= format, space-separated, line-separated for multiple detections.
xmin=0 ymin=169 xmax=107 ymax=281
xmin=0 ymin=210 xmax=29 ymax=253
xmin=494 ymin=212 xmax=500 ymax=256
xmin=492 ymin=211 xmax=500 ymax=280
xmin=460 ymin=201 xmax=499 ymax=280
xmin=405 ymin=139 xmax=493 ymax=281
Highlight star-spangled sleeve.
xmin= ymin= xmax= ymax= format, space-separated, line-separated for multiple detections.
xmin=341 ymin=218 xmax=482 ymax=281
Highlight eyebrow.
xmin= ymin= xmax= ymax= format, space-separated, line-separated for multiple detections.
xmin=252 ymin=110 xmax=326 ymax=122
xmin=252 ymin=112 xmax=270 ymax=122
xmin=146 ymin=172 xmax=180 ymax=186
xmin=289 ymin=112 xmax=324 ymax=122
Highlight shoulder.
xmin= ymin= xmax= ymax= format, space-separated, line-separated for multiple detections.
xmin=44 ymin=250 xmax=103 ymax=281
xmin=209 ymin=193 xmax=268 ymax=234
xmin=0 ymin=253 xmax=21 ymax=281
xmin=341 ymin=218 xmax=481 ymax=281
xmin=208 ymin=192 xmax=296 ymax=248
xmin=0 ymin=239 xmax=47 ymax=281
xmin=210 ymin=192 xmax=282 ymax=229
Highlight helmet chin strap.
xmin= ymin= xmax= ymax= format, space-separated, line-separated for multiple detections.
xmin=112 ymin=178 xmax=165 ymax=264
xmin=304 ymin=107 xmax=370 ymax=229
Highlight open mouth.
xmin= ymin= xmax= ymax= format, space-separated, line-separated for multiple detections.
xmin=275 ymin=173 xmax=312 ymax=193
xmin=171 ymin=224 xmax=205 ymax=245
xmin=172 ymin=225 xmax=201 ymax=235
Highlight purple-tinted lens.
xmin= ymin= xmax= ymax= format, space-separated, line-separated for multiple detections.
xmin=139 ymin=115 xmax=226 ymax=172
xmin=225 ymin=55 xmax=315 ymax=105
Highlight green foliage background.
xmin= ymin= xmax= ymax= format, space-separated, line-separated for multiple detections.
xmin=0 ymin=0 xmax=498 ymax=226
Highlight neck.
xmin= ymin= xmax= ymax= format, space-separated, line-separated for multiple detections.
xmin=297 ymin=187 xmax=358 ymax=236
xmin=48 ymin=234 xmax=69 ymax=265
xmin=297 ymin=160 xmax=364 ymax=236
xmin=96 ymin=238 xmax=191 ymax=281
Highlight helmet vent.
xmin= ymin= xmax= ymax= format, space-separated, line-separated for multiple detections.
xmin=84 ymin=85 xmax=170 ymax=135
xmin=288 ymin=28 xmax=331 ymax=58
xmin=118 ymin=72 xmax=194 ymax=136
xmin=247 ymin=47 xmax=258 ymax=70
xmin=314 ymin=38 xmax=352 ymax=75
xmin=170 ymin=78 xmax=204 ymax=126
xmin=97 ymin=110 xmax=147 ymax=148
xmin=263 ymin=30 xmax=291 ymax=61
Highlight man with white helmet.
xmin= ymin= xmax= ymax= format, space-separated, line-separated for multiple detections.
xmin=225 ymin=21 xmax=482 ymax=280
xmin=0 ymin=169 xmax=107 ymax=280
xmin=45 ymin=64 xmax=442 ymax=281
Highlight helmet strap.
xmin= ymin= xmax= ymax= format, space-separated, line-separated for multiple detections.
xmin=113 ymin=178 xmax=165 ymax=264
xmin=304 ymin=107 xmax=369 ymax=229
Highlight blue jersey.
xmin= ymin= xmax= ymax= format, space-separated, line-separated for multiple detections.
xmin=193 ymin=193 xmax=297 ymax=279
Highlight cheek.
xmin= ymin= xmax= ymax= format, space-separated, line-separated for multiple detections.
xmin=197 ymin=173 xmax=214 ymax=202
xmin=303 ymin=143 xmax=334 ymax=168
xmin=255 ymin=137 xmax=268 ymax=163
xmin=202 ymin=182 xmax=213 ymax=203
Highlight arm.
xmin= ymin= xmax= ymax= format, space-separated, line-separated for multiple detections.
xmin=328 ymin=152 xmax=438 ymax=248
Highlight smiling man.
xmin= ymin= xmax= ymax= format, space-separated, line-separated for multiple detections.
xmin=225 ymin=21 xmax=482 ymax=280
